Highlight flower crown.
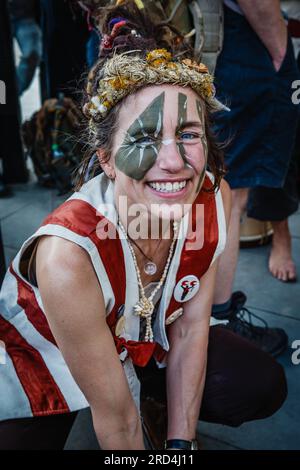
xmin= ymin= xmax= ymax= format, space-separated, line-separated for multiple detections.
xmin=83 ymin=48 xmax=228 ymax=125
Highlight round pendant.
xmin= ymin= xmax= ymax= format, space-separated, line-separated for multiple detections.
xmin=144 ymin=262 xmax=157 ymax=276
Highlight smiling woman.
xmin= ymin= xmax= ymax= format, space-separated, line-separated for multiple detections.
xmin=0 ymin=0 xmax=287 ymax=451
xmin=77 ymin=54 xmax=225 ymax=193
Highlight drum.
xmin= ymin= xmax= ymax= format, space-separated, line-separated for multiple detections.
xmin=240 ymin=215 xmax=273 ymax=248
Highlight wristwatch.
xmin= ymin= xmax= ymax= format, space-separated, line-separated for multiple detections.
xmin=164 ymin=439 xmax=198 ymax=450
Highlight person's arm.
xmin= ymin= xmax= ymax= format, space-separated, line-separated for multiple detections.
xmin=237 ymin=0 xmax=288 ymax=71
xmin=36 ymin=236 xmax=145 ymax=450
xmin=166 ymin=179 xmax=231 ymax=443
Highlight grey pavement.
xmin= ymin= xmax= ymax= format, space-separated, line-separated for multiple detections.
xmin=0 ymin=59 xmax=299 ymax=451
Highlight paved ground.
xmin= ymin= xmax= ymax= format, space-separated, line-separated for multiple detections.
xmin=0 ymin=59 xmax=299 ymax=450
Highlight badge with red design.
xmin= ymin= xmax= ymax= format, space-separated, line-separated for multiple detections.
xmin=173 ymin=275 xmax=200 ymax=302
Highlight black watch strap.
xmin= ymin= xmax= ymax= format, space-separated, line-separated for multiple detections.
xmin=164 ymin=439 xmax=198 ymax=450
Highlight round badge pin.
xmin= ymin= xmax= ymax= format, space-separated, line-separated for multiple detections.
xmin=173 ymin=275 xmax=200 ymax=302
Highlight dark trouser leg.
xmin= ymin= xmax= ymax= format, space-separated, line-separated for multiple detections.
xmin=40 ymin=0 xmax=89 ymax=101
xmin=13 ymin=18 xmax=42 ymax=95
xmin=0 ymin=411 xmax=78 ymax=450
xmin=247 ymin=156 xmax=299 ymax=222
xmin=137 ymin=326 xmax=287 ymax=427
xmin=246 ymin=52 xmax=300 ymax=221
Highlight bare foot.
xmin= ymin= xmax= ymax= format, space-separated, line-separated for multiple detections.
xmin=269 ymin=220 xmax=297 ymax=282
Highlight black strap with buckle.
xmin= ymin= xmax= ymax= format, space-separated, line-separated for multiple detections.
xmin=164 ymin=439 xmax=198 ymax=450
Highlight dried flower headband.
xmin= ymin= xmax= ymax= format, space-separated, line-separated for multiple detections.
xmin=83 ymin=48 xmax=229 ymax=128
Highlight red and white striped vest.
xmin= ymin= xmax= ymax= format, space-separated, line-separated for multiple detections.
xmin=0 ymin=172 xmax=226 ymax=420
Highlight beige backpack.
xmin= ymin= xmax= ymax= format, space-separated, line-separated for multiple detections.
xmin=161 ymin=0 xmax=224 ymax=72
xmin=73 ymin=0 xmax=224 ymax=72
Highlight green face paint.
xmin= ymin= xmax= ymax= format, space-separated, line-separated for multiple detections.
xmin=178 ymin=93 xmax=188 ymax=127
xmin=196 ymin=99 xmax=208 ymax=193
xmin=196 ymin=99 xmax=208 ymax=160
xmin=177 ymin=93 xmax=188 ymax=164
xmin=115 ymin=92 xmax=164 ymax=180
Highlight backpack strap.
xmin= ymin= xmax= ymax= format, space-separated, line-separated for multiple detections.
xmin=161 ymin=0 xmax=224 ymax=73
xmin=189 ymin=0 xmax=224 ymax=73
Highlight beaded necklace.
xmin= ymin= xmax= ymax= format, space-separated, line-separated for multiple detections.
xmin=118 ymin=219 xmax=178 ymax=342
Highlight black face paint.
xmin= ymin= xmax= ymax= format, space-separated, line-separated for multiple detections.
xmin=115 ymin=93 xmax=164 ymax=180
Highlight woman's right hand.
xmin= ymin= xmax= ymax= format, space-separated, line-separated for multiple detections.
xmin=36 ymin=235 xmax=145 ymax=450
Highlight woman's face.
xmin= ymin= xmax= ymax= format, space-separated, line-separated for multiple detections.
xmin=101 ymin=84 xmax=208 ymax=221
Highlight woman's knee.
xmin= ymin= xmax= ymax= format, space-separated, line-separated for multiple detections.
xmin=201 ymin=327 xmax=288 ymax=426
xmin=201 ymin=359 xmax=287 ymax=427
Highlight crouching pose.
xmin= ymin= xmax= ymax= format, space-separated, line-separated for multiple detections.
xmin=0 ymin=1 xmax=286 ymax=450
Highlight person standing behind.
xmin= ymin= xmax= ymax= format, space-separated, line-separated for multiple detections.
xmin=9 ymin=0 xmax=42 ymax=96
xmin=210 ymin=0 xmax=299 ymax=354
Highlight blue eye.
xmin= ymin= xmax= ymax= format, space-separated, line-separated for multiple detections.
xmin=178 ymin=132 xmax=199 ymax=141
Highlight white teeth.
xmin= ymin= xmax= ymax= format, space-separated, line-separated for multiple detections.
xmin=148 ymin=180 xmax=187 ymax=193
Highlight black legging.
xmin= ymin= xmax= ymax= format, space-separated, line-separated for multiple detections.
xmin=137 ymin=325 xmax=287 ymax=427
xmin=0 ymin=326 xmax=287 ymax=449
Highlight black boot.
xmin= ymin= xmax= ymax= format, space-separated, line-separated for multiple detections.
xmin=212 ymin=291 xmax=288 ymax=357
